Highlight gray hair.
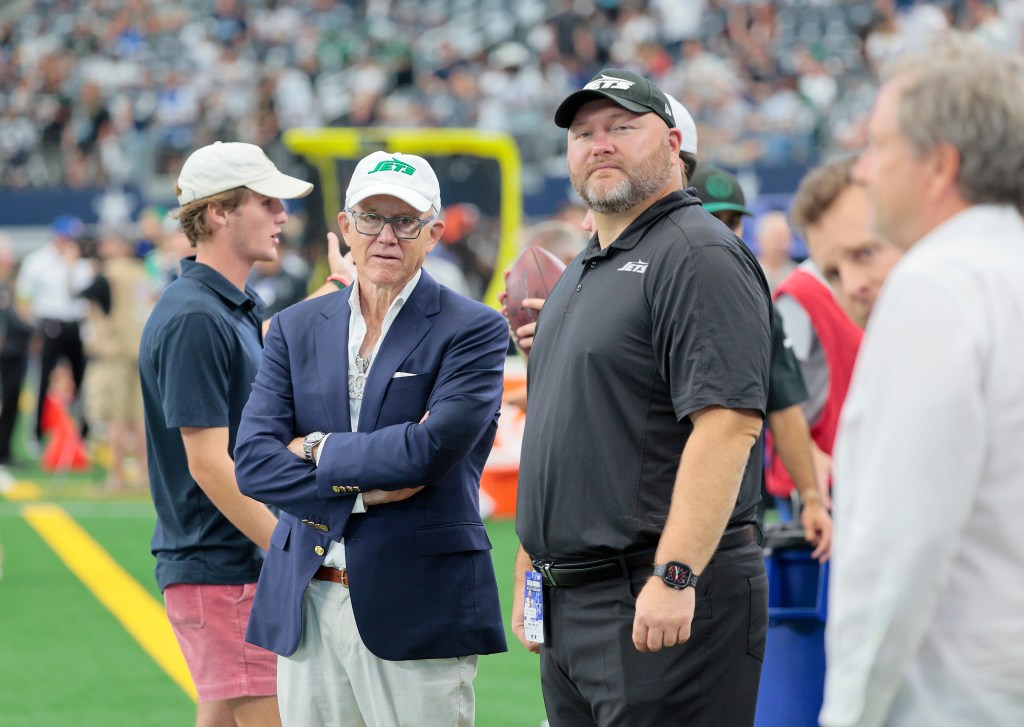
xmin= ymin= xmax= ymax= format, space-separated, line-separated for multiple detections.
xmin=883 ymin=33 xmax=1024 ymax=207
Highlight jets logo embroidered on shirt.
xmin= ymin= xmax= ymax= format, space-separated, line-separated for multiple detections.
xmin=617 ymin=259 xmax=649 ymax=273
xmin=584 ymin=74 xmax=636 ymax=91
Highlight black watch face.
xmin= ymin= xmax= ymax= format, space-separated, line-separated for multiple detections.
xmin=664 ymin=563 xmax=692 ymax=586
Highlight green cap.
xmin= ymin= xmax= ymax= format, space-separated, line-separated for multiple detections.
xmin=689 ymin=166 xmax=753 ymax=216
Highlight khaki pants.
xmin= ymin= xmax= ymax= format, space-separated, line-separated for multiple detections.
xmin=278 ymin=579 xmax=477 ymax=727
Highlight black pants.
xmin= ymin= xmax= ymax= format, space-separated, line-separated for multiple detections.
xmin=0 ymin=352 xmax=27 ymax=461
xmin=35 ymin=319 xmax=87 ymax=442
xmin=540 ymin=541 xmax=768 ymax=726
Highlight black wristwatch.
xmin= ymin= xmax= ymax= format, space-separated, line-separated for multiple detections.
xmin=303 ymin=431 xmax=326 ymax=463
xmin=653 ymin=561 xmax=699 ymax=590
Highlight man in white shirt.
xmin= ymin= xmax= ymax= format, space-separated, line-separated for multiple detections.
xmin=822 ymin=33 xmax=1024 ymax=727
xmin=16 ymin=215 xmax=94 ymax=443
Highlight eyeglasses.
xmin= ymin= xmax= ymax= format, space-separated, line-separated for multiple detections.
xmin=346 ymin=209 xmax=436 ymax=240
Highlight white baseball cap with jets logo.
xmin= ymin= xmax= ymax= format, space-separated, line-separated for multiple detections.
xmin=345 ymin=151 xmax=442 ymax=213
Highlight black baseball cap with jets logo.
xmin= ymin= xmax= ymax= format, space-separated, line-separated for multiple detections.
xmin=554 ymin=68 xmax=675 ymax=129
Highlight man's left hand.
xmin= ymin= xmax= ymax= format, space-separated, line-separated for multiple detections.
xmin=632 ymin=577 xmax=695 ymax=652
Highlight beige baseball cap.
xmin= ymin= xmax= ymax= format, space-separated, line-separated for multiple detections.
xmin=176 ymin=141 xmax=313 ymax=205
xmin=345 ymin=151 xmax=442 ymax=213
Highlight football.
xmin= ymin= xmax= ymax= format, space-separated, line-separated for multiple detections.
xmin=504 ymin=245 xmax=567 ymax=333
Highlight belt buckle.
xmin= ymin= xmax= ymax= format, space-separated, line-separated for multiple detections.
xmin=538 ymin=562 xmax=558 ymax=587
xmin=340 ymin=568 xmax=349 ymax=588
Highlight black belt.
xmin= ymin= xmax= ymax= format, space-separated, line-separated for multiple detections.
xmin=533 ymin=523 xmax=759 ymax=588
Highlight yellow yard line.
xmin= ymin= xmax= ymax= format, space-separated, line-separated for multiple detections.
xmin=20 ymin=502 xmax=197 ymax=701
xmin=1 ymin=480 xmax=42 ymax=501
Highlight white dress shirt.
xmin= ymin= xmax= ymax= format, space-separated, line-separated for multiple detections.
xmin=16 ymin=243 xmax=94 ymax=321
xmin=822 ymin=205 xmax=1024 ymax=727
xmin=321 ymin=271 xmax=422 ymax=569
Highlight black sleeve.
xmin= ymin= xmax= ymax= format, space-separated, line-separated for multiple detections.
xmin=78 ymin=274 xmax=112 ymax=315
xmin=767 ymin=307 xmax=809 ymax=413
xmin=652 ymin=239 xmax=772 ymax=420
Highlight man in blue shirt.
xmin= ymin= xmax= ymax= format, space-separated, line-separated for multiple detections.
xmin=140 ymin=141 xmax=314 ymax=727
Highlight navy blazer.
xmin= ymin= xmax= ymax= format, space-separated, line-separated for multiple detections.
xmin=235 ymin=271 xmax=509 ymax=660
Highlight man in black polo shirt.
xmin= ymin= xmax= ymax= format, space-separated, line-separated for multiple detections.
xmin=513 ymin=69 xmax=772 ymax=725
xmin=140 ymin=141 xmax=315 ymax=727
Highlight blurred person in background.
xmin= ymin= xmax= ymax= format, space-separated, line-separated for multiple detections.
xmin=421 ymin=248 xmax=473 ymax=299
xmin=552 ymin=201 xmax=589 ymax=231
xmin=753 ymin=210 xmax=797 ymax=292
xmin=16 ymin=215 xmax=94 ymax=445
xmin=522 ymin=220 xmax=587 ymax=266
xmin=436 ymin=203 xmax=491 ymax=299
xmin=421 ymin=215 xmax=474 ymax=300
xmin=135 ymin=205 xmax=168 ymax=262
xmin=772 ymin=156 xmax=902 ymax=516
xmin=144 ymin=214 xmax=193 ymax=292
xmin=769 ymin=162 xmax=863 ymax=516
xmin=79 ymin=227 xmax=154 ymax=492
xmin=0 ymin=234 xmax=33 ymax=467
xmin=688 ymin=164 xmax=753 ymax=235
xmin=248 ymin=249 xmax=308 ymax=320
xmin=790 ymin=157 xmax=902 ymax=330
xmin=691 ymin=165 xmax=831 ymax=560
xmin=823 ymin=35 xmax=1024 ymax=727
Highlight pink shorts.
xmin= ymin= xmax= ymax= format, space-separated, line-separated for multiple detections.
xmin=164 ymin=582 xmax=278 ymax=702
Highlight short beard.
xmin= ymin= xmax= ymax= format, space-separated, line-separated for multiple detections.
xmin=571 ymin=142 xmax=675 ymax=215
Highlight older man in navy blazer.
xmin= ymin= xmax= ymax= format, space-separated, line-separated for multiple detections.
xmin=235 ymin=151 xmax=508 ymax=727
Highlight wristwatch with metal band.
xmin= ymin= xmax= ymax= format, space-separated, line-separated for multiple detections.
xmin=303 ymin=431 xmax=326 ymax=463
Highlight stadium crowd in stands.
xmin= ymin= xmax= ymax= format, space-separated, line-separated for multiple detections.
xmin=2 ymin=0 xmax=1021 ymax=191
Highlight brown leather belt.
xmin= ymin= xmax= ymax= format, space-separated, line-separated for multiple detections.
xmin=313 ymin=565 xmax=349 ymax=587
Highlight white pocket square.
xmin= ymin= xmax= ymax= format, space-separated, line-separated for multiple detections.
xmin=392 ymin=372 xmax=418 ymax=378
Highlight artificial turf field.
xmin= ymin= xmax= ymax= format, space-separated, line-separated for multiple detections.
xmin=0 ymin=463 xmax=547 ymax=727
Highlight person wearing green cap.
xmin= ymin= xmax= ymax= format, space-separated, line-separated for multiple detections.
xmin=691 ymin=165 xmax=833 ymax=561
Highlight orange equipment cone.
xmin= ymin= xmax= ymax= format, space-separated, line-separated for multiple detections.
xmin=39 ymin=394 xmax=91 ymax=472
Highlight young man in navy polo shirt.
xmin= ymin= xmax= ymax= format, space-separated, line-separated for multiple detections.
xmin=140 ymin=142 xmax=316 ymax=727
